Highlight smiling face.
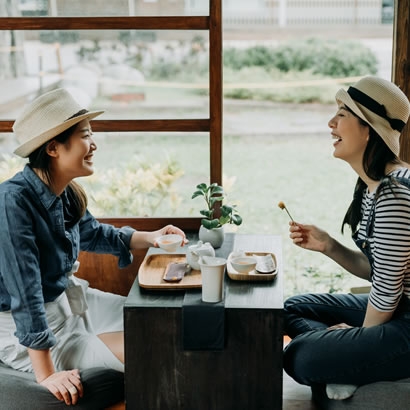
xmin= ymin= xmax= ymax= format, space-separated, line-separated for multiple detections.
xmin=46 ymin=119 xmax=97 ymax=191
xmin=328 ymin=104 xmax=370 ymax=167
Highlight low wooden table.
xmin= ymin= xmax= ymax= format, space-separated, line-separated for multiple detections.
xmin=124 ymin=233 xmax=284 ymax=410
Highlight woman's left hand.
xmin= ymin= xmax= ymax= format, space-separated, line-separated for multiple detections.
xmin=327 ymin=323 xmax=353 ymax=330
xmin=130 ymin=225 xmax=188 ymax=249
xmin=154 ymin=224 xmax=188 ymax=247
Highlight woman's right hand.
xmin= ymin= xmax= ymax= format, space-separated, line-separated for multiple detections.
xmin=40 ymin=369 xmax=83 ymax=405
xmin=289 ymin=221 xmax=330 ymax=253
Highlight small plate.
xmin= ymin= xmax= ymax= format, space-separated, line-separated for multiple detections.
xmin=138 ymin=253 xmax=202 ymax=290
xmin=227 ymin=252 xmax=277 ymax=281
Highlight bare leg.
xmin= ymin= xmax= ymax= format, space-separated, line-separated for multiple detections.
xmin=98 ymin=332 xmax=124 ymax=363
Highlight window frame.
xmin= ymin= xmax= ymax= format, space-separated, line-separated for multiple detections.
xmin=0 ymin=0 xmax=222 ymax=231
xmin=2 ymin=1 xmax=410 ymax=227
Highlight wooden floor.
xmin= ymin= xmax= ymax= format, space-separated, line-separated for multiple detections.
xmin=283 ymin=370 xmax=320 ymax=410
xmin=283 ymin=336 xmax=320 ymax=410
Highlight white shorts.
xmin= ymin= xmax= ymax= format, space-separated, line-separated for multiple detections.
xmin=0 ymin=278 xmax=125 ymax=373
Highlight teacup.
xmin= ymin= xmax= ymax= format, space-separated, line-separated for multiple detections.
xmin=230 ymin=256 xmax=257 ymax=274
xmin=157 ymin=234 xmax=183 ymax=252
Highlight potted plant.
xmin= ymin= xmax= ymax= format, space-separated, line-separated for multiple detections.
xmin=192 ymin=182 xmax=242 ymax=248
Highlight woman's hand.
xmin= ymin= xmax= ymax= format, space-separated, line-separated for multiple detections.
xmin=40 ymin=369 xmax=83 ymax=405
xmin=153 ymin=224 xmax=188 ymax=247
xmin=289 ymin=221 xmax=371 ymax=279
xmin=327 ymin=323 xmax=353 ymax=330
xmin=289 ymin=222 xmax=330 ymax=253
xmin=130 ymin=224 xmax=188 ymax=249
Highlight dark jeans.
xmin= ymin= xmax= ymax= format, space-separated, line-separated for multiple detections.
xmin=283 ymin=292 xmax=410 ymax=386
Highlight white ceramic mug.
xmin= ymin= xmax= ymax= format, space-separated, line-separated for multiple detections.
xmin=199 ymin=256 xmax=227 ymax=303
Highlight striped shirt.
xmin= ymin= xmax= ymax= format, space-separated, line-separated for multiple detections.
xmin=356 ymin=167 xmax=410 ymax=312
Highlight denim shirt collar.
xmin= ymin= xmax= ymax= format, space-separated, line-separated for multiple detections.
xmin=23 ymin=165 xmax=61 ymax=210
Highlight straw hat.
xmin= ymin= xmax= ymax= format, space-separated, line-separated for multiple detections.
xmin=13 ymin=88 xmax=104 ymax=158
xmin=335 ymin=76 xmax=410 ymax=156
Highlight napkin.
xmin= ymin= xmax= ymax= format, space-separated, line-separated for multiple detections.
xmin=182 ymin=291 xmax=225 ymax=351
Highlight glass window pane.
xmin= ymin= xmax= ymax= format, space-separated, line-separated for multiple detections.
xmin=0 ymin=131 xmax=209 ymax=218
xmin=221 ymin=2 xmax=393 ymax=298
xmin=79 ymin=131 xmax=209 ymax=218
xmin=0 ymin=29 xmax=209 ymax=119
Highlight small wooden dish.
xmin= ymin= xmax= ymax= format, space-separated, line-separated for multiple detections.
xmin=138 ymin=253 xmax=202 ymax=290
xmin=227 ymin=252 xmax=277 ymax=282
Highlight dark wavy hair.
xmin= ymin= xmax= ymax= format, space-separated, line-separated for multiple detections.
xmin=341 ymin=106 xmax=399 ymax=234
xmin=28 ymin=109 xmax=89 ymax=221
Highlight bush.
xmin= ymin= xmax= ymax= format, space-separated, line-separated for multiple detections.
xmin=223 ymin=66 xmax=341 ymax=104
xmin=81 ymin=155 xmax=184 ymax=217
xmin=224 ymin=38 xmax=378 ymax=78
xmin=220 ymin=38 xmax=378 ymax=103
xmin=0 ymin=154 xmax=184 ymax=218
xmin=40 ymin=30 xmax=79 ymax=44
xmin=223 ymin=46 xmax=275 ymax=71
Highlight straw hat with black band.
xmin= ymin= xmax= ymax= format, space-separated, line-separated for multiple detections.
xmin=13 ymin=88 xmax=104 ymax=158
xmin=335 ymin=76 xmax=410 ymax=157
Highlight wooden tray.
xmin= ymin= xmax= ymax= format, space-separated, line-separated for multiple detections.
xmin=227 ymin=252 xmax=277 ymax=282
xmin=138 ymin=253 xmax=202 ymax=290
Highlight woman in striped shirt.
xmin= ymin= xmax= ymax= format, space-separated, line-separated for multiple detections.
xmin=283 ymin=76 xmax=410 ymax=400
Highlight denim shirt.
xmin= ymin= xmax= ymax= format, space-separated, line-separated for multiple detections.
xmin=0 ymin=165 xmax=135 ymax=349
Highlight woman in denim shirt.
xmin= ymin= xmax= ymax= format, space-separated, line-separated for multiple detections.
xmin=284 ymin=76 xmax=410 ymax=401
xmin=0 ymin=88 xmax=187 ymax=405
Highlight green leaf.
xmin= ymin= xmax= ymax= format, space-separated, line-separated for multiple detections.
xmin=191 ymin=190 xmax=205 ymax=199
xmin=220 ymin=204 xmax=233 ymax=216
xmin=196 ymin=183 xmax=208 ymax=191
xmin=231 ymin=215 xmax=243 ymax=226
xmin=218 ymin=215 xmax=230 ymax=225
xmin=202 ymin=218 xmax=220 ymax=229
xmin=200 ymin=209 xmax=213 ymax=219
xmin=209 ymin=185 xmax=224 ymax=196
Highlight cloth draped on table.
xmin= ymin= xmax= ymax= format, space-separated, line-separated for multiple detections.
xmin=182 ymin=290 xmax=225 ymax=351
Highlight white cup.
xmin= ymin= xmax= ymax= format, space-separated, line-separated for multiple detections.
xmin=199 ymin=256 xmax=227 ymax=303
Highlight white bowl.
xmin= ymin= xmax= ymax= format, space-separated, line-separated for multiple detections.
xmin=157 ymin=234 xmax=183 ymax=252
xmin=230 ymin=256 xmax=257 ymax=274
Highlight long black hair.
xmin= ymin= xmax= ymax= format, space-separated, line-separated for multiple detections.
xmin=28 ymin=109 xmax=89 ymax=222
xmin=341 ymin=106 xmax=399 ymax=234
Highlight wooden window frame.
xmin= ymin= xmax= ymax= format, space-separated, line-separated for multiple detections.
xmin=2 ymin=1 xmax=410 ymax=228
xmin=0 ymin=0 xmax=222 ymax=232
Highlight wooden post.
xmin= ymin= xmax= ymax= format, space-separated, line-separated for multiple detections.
xmin=392 ymin=0 xmax=410 ymax=162
xmin=209 ymin=0 xmax=222 ymax=186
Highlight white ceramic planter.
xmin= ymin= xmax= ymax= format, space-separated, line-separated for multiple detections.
xmin=198 ymin=225 xmax=225 ymax=249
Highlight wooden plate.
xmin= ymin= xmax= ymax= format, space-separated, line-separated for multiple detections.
xmin=227 ymin=252 xmax=277 ymax=282
xmin=138 ymin=253 xmax=202 ymax=289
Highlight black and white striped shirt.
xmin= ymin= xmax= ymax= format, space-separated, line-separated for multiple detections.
xmin=356 ymin=167 xmax=410 ymax=312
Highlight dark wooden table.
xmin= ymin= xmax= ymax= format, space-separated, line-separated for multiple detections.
xmin=124 ymin=233 xmax=284 ymax=410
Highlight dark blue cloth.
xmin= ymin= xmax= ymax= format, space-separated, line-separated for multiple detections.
xmin=182 ymin=291 xmax=225 ymax=350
